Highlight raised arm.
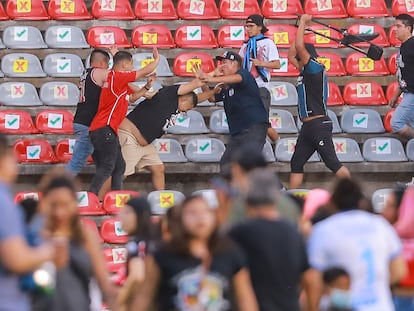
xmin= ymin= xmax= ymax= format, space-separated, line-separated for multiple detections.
xmin=288 ymin=42 xmax=301 ymax=70
xmin=177 ymin=78 xmax=204 ymax=95
xmin=295 ymin=14 xmax=312 ymax=67
xmin=128 ymin=74 xmax=157 ymax=103
xmin=135 ymin=47 xmax=160 ymax=80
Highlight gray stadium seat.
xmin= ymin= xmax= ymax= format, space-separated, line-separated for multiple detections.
xmin=45 ymin=26 xmax=90 ymax=48
xmin=269 ymin=81 xmax=298 ymax=106
xmin=0 ymin=38 xmax=5 ymax=49
xmin=43 ymin=53 xmax=85 ymax=77
xmin=132 ymin=53 xmax=173 ymax=77
xmin=406 ymin=139 xmax=414 ymax=161
xmin=185 ymin=137 xmax=225 ymax=162
xmin=332 ymin=137 xmax=363 ymax=162
xmin=0 ymin=82 xmax=42 ymax=106
xmin=209 ymin=109 xmax=229 ymax=134
xmin=363 ymin=137 xmax=407 ymax=162
xmin=341 ymin=108 xmax=385 ymax=133
xmin=148 ymin=190 xmax=185 ymax=215
xmin=166 ymin=110 xmax=209 ymax=134
xmin=1 ymin=53 xmax=46 ymax=78
xmin=152 ymin=138 xmax=187 ymax=162
xmin=3 ymin=26 xmax=47 ymax=49
xmin=262 ymin=140 xmax=275 ymax=162
xmin=275 ymin=137 xmax=320 ymax=162
xmin=269 ymin=108 xmax=298 ymax=133
xmin=192 ymin=189 xmax=219 ymax=208
xmin=129 ymin=81 xmax=163 ymax=105
xmin=40 ymin=82 xmax=80 ymax=106
xmin=0 ymin=69 xmax=4 ymax=78
xmin=297 ymin=110 xmax=342 ymax=133
xmin=371 ymin=188 xmax=393 ymax=213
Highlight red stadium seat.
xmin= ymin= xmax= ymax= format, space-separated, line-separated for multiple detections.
xmin=0 ymin=110 xmax=38 ymax=134
xmin=103 ymin=247 xmax=127 ymax=273
xmin=134 ymin=0 xmax=177 ymax=20
xmin=343 ymin=81 xmax=387 ymax=105
xmin=316 ymin=52 xmax=346 ymax=76
xmin=388 ymin=52 xmax=397 ymax=75
xmin=87 ymin=26 xmax=132 ymax=48
xmin=81 ymin=218 xmax=103 ymax=243
xmin=304 ymin=0 xmax=347 ymax=18
xmin=217 ymin=24 xmax=247 ymax=48
xmin=345 ymin=52 xmax=389 ymax=76
xmin=77 ymin=191 xmax=106 ymax=215
xmin=14 ymin=139 xmax=58 ymax=163
xmin=91 ymin=0 xmax=134 ymax=19
xmin=386 ymin=81 xmax=402 ymax=105
xmin=265 ymin=24 xmax=297 ymax=48
xmin=55 ymin=138 xmax=93 ymax=163
xmin=346 ymin=23 xmax=389 ymax=47
xmin=304 ymin=24 xmax=342 ymax=48
xmin=0 ymin=1 xmax=10 ymax=20
xmin=14 ymin=191 xmax=41 ymax=203
xmin=218 ymin=0 xmax=260 ymax=19
xmin=177 ymin=0 xmax=220 ymax=19
xmin=35 ymin=110 xmax=73 ymax=134
xmin=132 ymin=24 xmax=175 ymax=48
xmin=175 ymin=25 xmax=218 ymax=48
xmin=388 ymin=25 xmax=401 ymax=47
xmin=6 ymin=0 xmax=49 ymax=20
xmin=173 ymin=52 xmax=215 ymax=77
xmin=103 ymin=190 xmax=140 ymax=215
xmin=383 ymin=108 xmax=395 ymax=132
xmin=270 ymin=52 xmax=299 ymax=77
xmin=261 ymin=0 xmax=303 ymax=18
xmin=327 ymin=82 xmax=344 ymax=106
xmin=392 ymin=0 xmax=414 ymax=16
xmin=100 ymin=218 xmax=129 ymax=244
xmin=346 ymin=0 xmax=390 ymax=17
xmin=48 ymin=0 xmax=91 ymax=20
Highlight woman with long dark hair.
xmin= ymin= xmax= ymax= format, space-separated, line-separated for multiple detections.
xmin=131 ymin=195 xmax=258 ymax=311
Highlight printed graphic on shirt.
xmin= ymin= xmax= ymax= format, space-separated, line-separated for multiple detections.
xmin=162 ymin=111 xmax=183 ymax=132
xmin=173 ymin=266 xmax=230 ymax=311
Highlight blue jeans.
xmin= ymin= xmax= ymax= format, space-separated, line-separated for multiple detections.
xmin=66 ymin=123 xmax=94 ymax=175
xmin=391 ymin=93 xmax=414 ymax=132
xmin=393 ymin=296 xmax=414 ymax=311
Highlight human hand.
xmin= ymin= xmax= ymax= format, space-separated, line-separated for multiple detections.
xmin=108 ymin=45 xmax=118 ymax=56
xmin=152 ymin=47 xmax=159 ymax=60
xmin=300 ymin=14 xmax=312 ymax=25
xmin=192 ymin=63 xmax=210 ymax=82
xmin=144 ymin=90 xmax=158 ymax=99
xmin=251 ymin=58 xmax=262 ymax=67
xmin=145 ymin=73 xmax=157 ymax=89
xmin=213 ymin=82 xmax=224 ymax=94
xmin=52 ymin=237 xmax=69 ymax=270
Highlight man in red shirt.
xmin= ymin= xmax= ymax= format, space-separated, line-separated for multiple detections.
xmin=89 ymin=48 xmax=160 ymax=195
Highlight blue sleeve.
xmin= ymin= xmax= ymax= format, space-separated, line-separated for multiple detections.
xmin=0 ymin=191 xmax=25 ymax=241
xmin=304 ymin=59 xmax=323 ymax=75
xmin=215 ymin=89 xmax=226 ymax=102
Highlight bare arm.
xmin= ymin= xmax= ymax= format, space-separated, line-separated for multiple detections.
xmin=92 ymin=68 xmax=109 ymax=87
xmin=251 ymin=59 xmax=281 ymax=69
xmin=116 ymin=257 xmax=145 ymax=310
xmin=295 ymin=14 xmax=312 ymax=68
xmin=301 ymin=268 xmax=323 ymax=311
xmin=128 ymin=74 xmax=157 ymax=103
xmin=233 ymin=268 xmax=259 ymax=311
xmin=130 ymin=255 xmax=160 ymax=311
xmin=288 ymin=42 xmax=301 ymax=70
xmin=135 ymin=48 xmax=160 ymax=80
xmin=177 ymin=78 xmax=204 ymax=95
xmin=390 ymin=255 xmax=407 ymax=285
xmin=0 ymin=237 xmax=54 ymax=274
xmin=205 ymin=74 xmax=243 ymax=84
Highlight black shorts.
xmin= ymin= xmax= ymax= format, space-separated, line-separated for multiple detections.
xmin=291 ymin=116 xmax=342 ymax=174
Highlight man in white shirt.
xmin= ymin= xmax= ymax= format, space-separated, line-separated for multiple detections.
xmin=308 ymin=178 xmax=407 ymax=311
xmin=239 ymin=14 xmax=280 ymax=141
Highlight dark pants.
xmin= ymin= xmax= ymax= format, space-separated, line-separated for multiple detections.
xmin=220 ymin=123 xmax=268 ymax=174
xmin=259 ymin=87 xmax=271 ymax=116
xmin=291 ymin=116 xmax=342 ymax=174
xmin=89 ymin=126 xmax=125 ymax=195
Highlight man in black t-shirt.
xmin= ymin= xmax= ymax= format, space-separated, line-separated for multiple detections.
xmin=390 ymin=14 xmax=414 ymax=139
xmin=118 ymin=78 xmax=214 ymax=190
xmin=228 ymin=170 xmax=320 ymax=311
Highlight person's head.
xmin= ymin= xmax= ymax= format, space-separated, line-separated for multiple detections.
xmin=323 ymin=267 xmax=352 ymax=308
xmin=113 ymin=51 xmax=134 ymax=71
xmin=395 ymin=14 xmax=414 ymax=42
xmin=245 ymin=14 xmax=268 ymax=37
xmin=119 ymin=197 xmax=152 ymax=240
xmin=177 ymin=92 xmax=198 ymax=112
xmin=215 ymin=51 xmax=242 ymax=75
xmin=382 ymin=184 xmax=406 ymax=224
xmin=0 ymin=134 xmax=17 ymax=184
xmin=89 ymin=49 xmax=111 ymax=69
xmin=245 ymin=169 xmax=281 ymax=218
xmin=330 ymin=178 xmax=364 ymax=212
xmin=168 ymin=195 xmax=219 ymax=255
xmin=296 ymin=43 xmax=318 ymax=63
xmin=19 ymin=198 xmax=39 ymax=224
xmin=40 ymin=170 xmax=82 ymax=241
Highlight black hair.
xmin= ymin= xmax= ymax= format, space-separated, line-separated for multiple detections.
xmin=126 ymin=197 xmax=152 ymax=241
xmin=396 ymin=14 xmax=414 ymax=33
xmin=0 ymin=134 xmax=10 ymax=158
xmin=90 ymin=49 xmax=110 ymax=64
xmin=43 ymin=175 xmax=77 ymax=198
xmin=185 ymin=91 xmax=198 ymax=107
xmin=19 ymin=198 xmax=38 ymax=224
xmin=113 ymin=51 xmax=132 ymax=65
xmin=323 ymin=267 xmax=350 ymax=285
xmin=330 ymin=178 xmax=364 ymax=212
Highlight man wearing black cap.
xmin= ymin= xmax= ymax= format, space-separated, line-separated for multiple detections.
xmin=196 ymin=51 xmax=269 ymax=174
xmin=288 ymin=14 xmax=350 ymax=189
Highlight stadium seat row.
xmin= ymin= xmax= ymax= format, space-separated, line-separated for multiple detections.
xmin=0 ymin=0 xmax=409 ymax=21
xmin=0 ymin=23 xmax=402 ymax=50
xmin=11 ymin=135 xmax=414 ymax=164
